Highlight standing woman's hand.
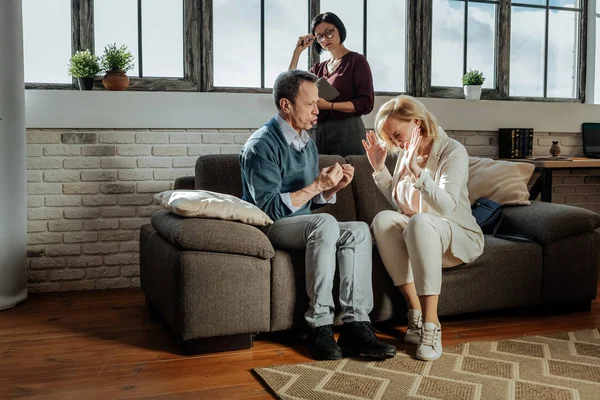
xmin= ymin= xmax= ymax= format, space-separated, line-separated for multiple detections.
xmin=362 ymin=130 xmax=387 ymax=173
xmin=289 ymin=34 xmax=314 ymax=70
xmin=294 ymin=35 xmax=314 ymax=54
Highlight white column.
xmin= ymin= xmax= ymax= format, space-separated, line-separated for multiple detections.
xmin=0 ymin=0 xmax=28 ymax=310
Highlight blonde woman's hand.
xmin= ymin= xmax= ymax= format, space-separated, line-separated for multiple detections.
xmin=362 ymin=130 xmax=387 ymax=173
xmin=405 ymin=126 xmax=423 ymax=179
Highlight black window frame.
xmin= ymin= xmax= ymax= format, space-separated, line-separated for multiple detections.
xmin=24 ymin=0 xmax=588 ymax=103
xmin=419 ymin=0 xmax=587 ymax=102
xmin=25 ymin=0 xmax=202 ymax=91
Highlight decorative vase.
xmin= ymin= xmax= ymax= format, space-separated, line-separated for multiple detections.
xmin=549 ymin=141 xmax=561 ymax=157
xmin=464 ymin=85 xmax=482 ymax=100
xmin=77 ymin=77 xmax=94 ymax=91
xmin=102 ymin=70 xmax=130 ymax=91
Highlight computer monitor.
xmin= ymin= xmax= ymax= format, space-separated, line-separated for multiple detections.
xmin=582 ymin=123 xmax=600 ymax=159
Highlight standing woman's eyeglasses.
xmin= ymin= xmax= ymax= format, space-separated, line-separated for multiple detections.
xmin=315 ymin=27 xmax=336 ymax=43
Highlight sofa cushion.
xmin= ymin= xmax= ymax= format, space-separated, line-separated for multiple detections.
xmin=501 ymin=201 xmax=600 ymax=244
xmin=154 ymin=190 xmax=273 ymax=227
xmin=438 ymin=236 xmax=542 ymax=316
xmin=196 ymin=154 xmax=244 ymax=197
xmin=151 ymin=210 xmax=275 ymax=259
xmin=345 ymin=154 xmax=398 ymax=225
xmin=467 ymin=157 xmax=535 ymax=205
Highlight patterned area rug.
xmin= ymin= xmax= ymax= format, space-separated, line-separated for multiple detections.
xmin=253 ymin=329 xmax=600 ymax=400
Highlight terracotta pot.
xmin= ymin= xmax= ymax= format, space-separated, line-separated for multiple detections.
xmin=102 ymin=70 xmax=130 ymax=91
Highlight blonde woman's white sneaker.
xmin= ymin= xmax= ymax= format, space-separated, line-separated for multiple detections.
xmin=416 ymin=322 xmax=442 ymax=361
xmin=404 ymin=309 xmax=422 ymax=344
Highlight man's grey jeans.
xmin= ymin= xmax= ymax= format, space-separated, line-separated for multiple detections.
xmin=264 ymin=213 xmax=374 ymax=328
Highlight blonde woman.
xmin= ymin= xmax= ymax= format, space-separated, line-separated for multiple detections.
xmin=362 ymin=95 xmax=484 ymax=361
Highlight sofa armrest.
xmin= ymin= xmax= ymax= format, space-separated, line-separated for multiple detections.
xmin=501 ymin=201 xmax=600 ymax=245
xmin=151 ymin=210 xmax=274 ymax=260
xmin=174 ymin=176 xmax=195 ymax=190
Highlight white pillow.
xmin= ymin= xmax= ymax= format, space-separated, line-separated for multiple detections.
xmin=154 ymin=190 xmax=273 ymax=226
xmin=468 ymin=157 xmax=535 ymax=206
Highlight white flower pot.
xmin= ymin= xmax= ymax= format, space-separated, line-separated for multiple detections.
xmin=464 ymin=85 xmax=482 ymax=100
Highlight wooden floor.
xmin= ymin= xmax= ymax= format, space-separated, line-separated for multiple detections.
xmin=1 ymin=287 xmax=599 ymax=400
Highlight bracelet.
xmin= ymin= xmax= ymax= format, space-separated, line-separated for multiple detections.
xmin=331 ymin=102 xmax=334 ymax=111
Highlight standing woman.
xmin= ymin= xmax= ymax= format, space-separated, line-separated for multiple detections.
xmin=363 ymin=95 xmax=484 ymax=361
xmin=289 ymin=12 xmax=374 ymax=156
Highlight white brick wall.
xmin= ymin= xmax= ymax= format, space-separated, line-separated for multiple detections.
xmin=25 ymin=129 xmax=253 ymax=292
xmin=25 ymin=128 xmax=598 ymax=292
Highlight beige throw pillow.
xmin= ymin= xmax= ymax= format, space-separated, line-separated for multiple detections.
xmin=467 ymin=157 xmax=535 ymax=205
xmin=154 ymin=190 xmax=273 ymax=226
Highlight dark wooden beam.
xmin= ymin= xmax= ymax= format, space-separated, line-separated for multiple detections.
xmin=406 ymin=0 xmax=418 ymax=96
xmin=578 ymin=0 xmax=588 ymax=102
xmin=184 ymin=0 xmax=203 ymax=90
xmin=419 ymin=0 xmax=432 ymax=97
xmin=496 ymin=0 xmax=510 ymax=99
xmin=309 ymin=0 xmax=320 ymax=68
xmin=71 ymin=0 xmax=94 ymax=53
xmin=200 ymin=0 xmax=213 ymax=91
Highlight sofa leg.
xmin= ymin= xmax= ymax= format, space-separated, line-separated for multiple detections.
xmin=182 ymin=333 xmax=254 ymax=355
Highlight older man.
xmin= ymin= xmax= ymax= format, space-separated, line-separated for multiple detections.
xmin=239 ymin=70 xmax=395 ymax=360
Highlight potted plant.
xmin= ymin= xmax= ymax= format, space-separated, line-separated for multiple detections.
xmin=67 ymin=50 xmax=101 ymax=91
xmin=462 ymin=69 xmax=485 ymax=100
xmin=100 ymin=43 xmax=135 ymax=91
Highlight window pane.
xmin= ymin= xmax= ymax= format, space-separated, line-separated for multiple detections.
xmin=547 ymin=10 xmax=579 ymax=98
xmin=22 ymin=0 xmax=71 ymax=83
xmin=432 ymin=0 xmax=464 ymax=87
xmin=141 ymin=0 xmax=184 ymax=77
xmin=466 ymin=2 xmax=496 ymax=89
xmin=320 ymin=0 xmax=364 ymax=56
xmin=264 ymin=0 xmax=308 ymax=88
xmin=512 ymin=0 xmax=547 ymax=5
xmin=95 ymin=0 xmax=139 ymax=77
xmin=367 ymin=0 xmax=407 ymax=92
xmin=510 ymin=6 xmax=545 ymax=96
xmin=213 ymin=0 xmax=260 ymax=87
xmin=549 ymin=1 xmax=580 ymax=7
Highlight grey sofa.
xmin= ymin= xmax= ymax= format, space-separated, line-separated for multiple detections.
xmin=140 ymin=154 xmax=600 ymax=354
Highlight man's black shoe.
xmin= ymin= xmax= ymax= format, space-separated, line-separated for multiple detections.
xmin=308 ymin=324 xmax=342 ymax=360
xmin=337 ymin=321 xmax=396 ymax=359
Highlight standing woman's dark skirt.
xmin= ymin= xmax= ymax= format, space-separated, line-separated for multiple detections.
xmin=316 ymin=116 xmax=366 ymax=157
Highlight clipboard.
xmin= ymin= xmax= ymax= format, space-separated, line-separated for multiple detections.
xmin=316 ymin=78 xmax=340 ymax=101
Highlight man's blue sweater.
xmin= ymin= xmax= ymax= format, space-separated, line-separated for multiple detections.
xmin=239 ymin=117 xmax=319 ymax=221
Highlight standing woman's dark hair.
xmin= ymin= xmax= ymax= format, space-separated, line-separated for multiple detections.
xmin=288 ymin=12 xmax=374 ymax=157
xmin=310 ymin=13 xmax=347 ymax=55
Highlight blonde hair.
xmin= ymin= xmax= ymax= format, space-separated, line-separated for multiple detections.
xmin=374 ymin=95 xmax=439 ymax=151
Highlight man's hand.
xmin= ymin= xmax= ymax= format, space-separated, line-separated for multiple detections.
xmin=323 ymin=164 xmax=354 ymax=199
xmin=316 ymin=163 xmax=343 ymax=192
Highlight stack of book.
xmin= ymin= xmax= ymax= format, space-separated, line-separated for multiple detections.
xmin=498 ymin=128 xmax=533 ymax=159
